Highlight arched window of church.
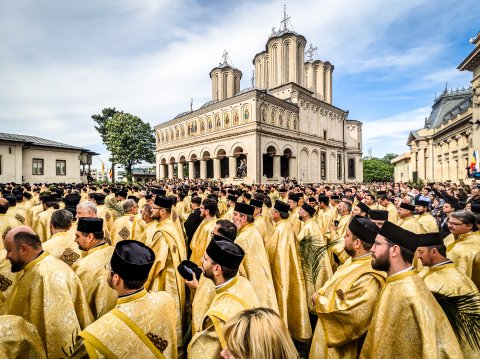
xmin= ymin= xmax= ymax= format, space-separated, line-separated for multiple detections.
xmin=273 ymin=45 xmax=278 ymax=86
xmin=284 ymin=41 xmax=290 ymax=83
xmin=223 ymin=73 xmax=228 ymax=100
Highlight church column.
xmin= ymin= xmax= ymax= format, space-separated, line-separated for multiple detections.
xmin=410 ymin=145 xmax=417 ymax=180
xmin=188 ymin=161 xmax=195 ymax=179
xmin=159 ymin=164 xmax=166 ymax=179
xmin=178 ymin=162 xmax=184 ymax=180
xmin=289 ymin=157 xmax=297 ymax=179
xmin=200 ymin=160 xmax=207 ymax=179
xmin=168 ymin=163 xmax=174 ymax=179
xmin=229 ymin=156 xmax=237 ymax=178
xmin=273 ymin=155 xmax=281 ymax=178
xmin=213 ymin=158 xmax=221 ymax=179
xmin=417 ymin=146 xmax=425 ymax=181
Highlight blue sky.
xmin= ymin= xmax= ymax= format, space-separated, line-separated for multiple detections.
xmin=0 ymin=0 xmax=478 ymax=169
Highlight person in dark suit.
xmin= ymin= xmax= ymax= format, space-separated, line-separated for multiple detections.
xmin=184 ymin=196 xmax=203 ymax=257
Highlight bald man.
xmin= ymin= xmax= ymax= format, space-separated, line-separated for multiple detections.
xmin=1 ymin=226 xmax=92 ymax=358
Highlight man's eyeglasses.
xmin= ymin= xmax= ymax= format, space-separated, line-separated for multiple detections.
xmin=447 ymin=220 xmax=465 ymax=226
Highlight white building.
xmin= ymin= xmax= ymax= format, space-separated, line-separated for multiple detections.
xmin=154 ymin=15 xmax=363 ymax=184
xmin=0 ymin=133 xmax=98 ymax=183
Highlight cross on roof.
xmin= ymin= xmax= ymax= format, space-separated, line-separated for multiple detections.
xmin=305 ymin=44 xmax=318 ymax=62
xmin=280 ymin=5 xmax=291 ymax=31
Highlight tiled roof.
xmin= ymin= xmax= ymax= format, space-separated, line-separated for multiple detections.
xmin=0 ymin=132 xmax=98 ymax=154
xmin=424 ymin=88 xmax=472 ymax=129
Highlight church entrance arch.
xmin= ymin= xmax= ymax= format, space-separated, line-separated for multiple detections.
xmin=203 ymin=151 xmax=214 ymax=178
xmin=263 ymin=146 xmax=276 ymax=178
xmin=233 ymin=146 xmax=247 ymax=178
xmin=281 ymin=148 xmax=292 ymax=178
xmin=217 ymin=149 xmax=229 ymax=178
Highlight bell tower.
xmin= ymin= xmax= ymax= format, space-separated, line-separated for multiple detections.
xmin=210 ymin=50 xmax=242 ymax=101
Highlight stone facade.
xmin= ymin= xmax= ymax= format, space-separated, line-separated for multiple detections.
xmin=392 ymin=32 xmax=480 ymax=183
xmin=154 ymin=22 xmax=362 ymax=184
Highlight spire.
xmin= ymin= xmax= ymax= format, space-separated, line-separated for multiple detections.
xmin=280 ymin=5 xmax=291 ymax=31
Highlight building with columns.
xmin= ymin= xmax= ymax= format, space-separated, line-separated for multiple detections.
xmin=391 ymin=31 xmax=480 ymax=183
xmin=154 ymin=15 xmax=363 ymax=184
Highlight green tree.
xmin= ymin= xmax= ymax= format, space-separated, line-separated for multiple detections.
xmin=363 ymin=154 xmax=397 ymax=182
xmin=104 ymin=113 xmax=156 ymax=182
xmin=92 ymin=107 xmax=122 ymax=143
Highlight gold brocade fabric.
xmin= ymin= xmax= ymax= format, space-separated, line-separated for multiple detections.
xmin=110 ymin=215 xmax=145 ymax=245
xmin=217 ymin=199 xmax=228 ymax=218
xmin=415 ymin=213 xmax=439 ymax=233
xmin=72 ymin=243 xmax=118 ymax=320
xmin=360 ymin=270 xmax=463 ymax=359
xmin=189 ymin=218 xmax=216 ymax=267
xmin=327 ymin=214 xmax=352 ymax=265
xmin=135 ymin=220 xmax=158 ymax=244
xmin=42 ymin=231 xmax=81 ymax=266
xmin=97 ymin=205 xmax=115 ymax=234
xmin=385 ymin=202 xmax=399 ymax=224
xmin=298 ymin=218 xmax=333 ymax=313
xmin=1 ymin=253 xmax=92 ymax=359
xmin=27 ymin=204 xmax=44 ymax=228
xmin=191 ymin=275 xmax=216 ymax=335
xmin=0 ymin=214 xmax=21 ymax=249
xmin=79 ymin=289 xmax=178 ymax=359
xmin=188 ymin=276 xmax=259 ymax=359
xmin=253 ymin=214 xmax=271 ymax=243
xmin=220 ymin=207 xmax=233 ymax=222
xmin=236 ymin=223 xmax=278 ymax=312
xmin=31 ymin=207 xmax=55 ymax=242
xmin=289 ymin=206 xmax=304 ymax=237
xmin=447 ymin=231 xmax=480 ymax=290
xmin=0 ymin=249 xmax=18 ymax=306
xmin=420 ymin=263 xmax=479 ymax=358
xmin=145 ymin=218 xmax=186 ymax=358
xmin=309 ymin=255 xmax=385 ymax=359
xmin=6 ymin=206 xmax=27 ymax=226
xmin=396 ymin=216 xmax=424 ymax=234
xmin=0 ymin=315 xmax=46 ymax=359
xmin=265 ymin=219 xmax=312 ymax=341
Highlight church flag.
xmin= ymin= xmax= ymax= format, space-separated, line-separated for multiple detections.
xmin=471 ymin=150 xmax=477 ymax=172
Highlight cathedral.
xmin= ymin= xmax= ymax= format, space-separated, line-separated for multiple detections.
xmin=154 ymin=13 xmax=363 ymax=184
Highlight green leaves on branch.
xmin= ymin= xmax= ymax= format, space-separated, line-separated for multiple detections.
xmin=363 ymin=153 xmax=397 ymax=182
xmin=299 ymin=235 xmax=339 ymax=285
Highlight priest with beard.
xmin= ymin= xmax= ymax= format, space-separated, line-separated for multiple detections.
xmin=1 ymin=226 xmax=92 ymax=359
xmin=360 ymin=221 xmax=463 ymax=358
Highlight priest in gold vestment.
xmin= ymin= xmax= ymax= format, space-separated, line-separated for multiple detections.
xmin=287 ymin=193 xmax=303 ymax=237
xmin=1 ymin=226 xmax=92 ymax=359
xmin=360 ymin=221 xmax=463 ymax=358
xmin=188 ymin=235 xmax=259 ymax=359
xmin=309 ymin=216 xmax=385 ymax=359
xmin=73 ymin=218 xmax=117 ymax=320
xmin=415 ymin=200 xmax=439 ymax=233
xmin=231 ymin=201 xmax=278 ymax=312
xmin=31 ymin=195 xmax=58 ymax=242
xmin=396 ymin=202 xmax=424 ymax=233
xmin=0 ymin=315 xmax=46 ymax=359
xmin=445 ymin=210 xmax=480 ymax=290
xmin=265 ymin=200 xmax=312 ymax=342
xmin=73 ymin=240 xmax=178 ymax=359
xmin=42 ymin=209 xmax=81 ymax=266
xmin=110 ymin=199 xmax=145 ymax=244
xmin=0 ymin=249 xmax=17 ymax=306
xmin=190 ymin=198 xmax=217 ymax=266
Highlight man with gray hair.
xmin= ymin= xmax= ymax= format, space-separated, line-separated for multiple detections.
xmin=110 ymin=199 xmax=145 ymax=245
xmin=42 ymin=209 xmax=81 ymax=266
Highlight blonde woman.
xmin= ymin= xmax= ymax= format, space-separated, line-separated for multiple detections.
xmin=221 ymin=307 xmax=299 ymax=359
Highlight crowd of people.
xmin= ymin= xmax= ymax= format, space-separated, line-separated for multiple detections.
xmin=0 ymin=178 xmax=479 ymax=358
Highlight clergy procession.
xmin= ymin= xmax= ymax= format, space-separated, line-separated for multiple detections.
xmin=1 ymin=179 xmax=480 ymax=359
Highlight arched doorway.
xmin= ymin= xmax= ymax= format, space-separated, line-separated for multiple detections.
xmin=191 ymin=154 xmax=200 ymax=178
xmin=203 ymin=151 xmax=214 ymax=178
xmin=233 ymin=146 xmax=247 ymax=178
xmin=217 ymin=149 xmax=229 ymax=178
xmin=281 ymin=148 xmax=292 ymax=178
xmin=263 ymin=146 xmax=276 ymax=178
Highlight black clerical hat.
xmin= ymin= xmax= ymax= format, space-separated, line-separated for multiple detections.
xmin=206 ymin=235 xmax=245 ymax=269
xmin=227 ymin=194 xmax=238 ymax=202
xmin=417 ymin=232 xmax=443 ymax=247
xmin=288 ymin=193 xmax=300 ymax=202
xmin=154 ymin=195 xmax=172 ymax=209
xmin=370 ymin=210 xmax=388 ymax=221
xmin=249 ymin=199 xmax=263 ymax=208
xmin=151 ymin=188 xmax=166 ymax=196
xmin=378 ymin=221 xmax=418 ymax=252
xmin=301 ymin=202 xmax=316 ymax=217
xmin=234 ymin=202 xmax=255 ymax=216
xmin=177 ymin=260 xmax=203 ymax=281
xmin=399 ymin=202 xmax=415 ymax=212
xmin=93 ymin=193 xmax=106 ymax=204
xmin=348 ymin=216 xmax=378 ymax=244
xmin=330 ymin=194 xmax=340 ymax=200
xmin=356 ymin=202 xmax=371 ymax=215
xmin=318 ymin=196 xmax=329 ymax=205
xmin=77 ymin=218 xmax=103 ymax=233
xmin=415 ymin=200 xmax=429 ymax=207
xmin=274 ymin=200 xmax=290 ymax=214
xmin=111 ymin=240 xmax=155 ymax=281
xmin=243 ymin=192 xmax=252 ymax=200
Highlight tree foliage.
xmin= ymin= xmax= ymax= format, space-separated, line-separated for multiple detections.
xmin=103 ymin=112 xmax=156 ymax=182
xmin=91 ymin=108 xmax=122 ymax=143
xmin=363 ymin=154 xmax=397 ymax=182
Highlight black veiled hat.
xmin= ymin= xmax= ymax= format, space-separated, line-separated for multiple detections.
xmin=206 ymin=234 xmax=245 ymax=270
xmin=111 ymin=240 xmax=155 ymax=281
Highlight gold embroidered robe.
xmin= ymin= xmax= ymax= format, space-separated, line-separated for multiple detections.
xmin=217 ymin=199 xmax=228 ymax=218
xmin=265 ymin=219 xmax=312 ymax=341
xmin=6 ymin=206 xmax=27 ymax=225
xmin=78 ymin=289 xmax=178 ymax=359
xmin=220 ymin=207 xmax=233 ymax=222
xmin=145 ymin=218 xmax=186 ymax=357
xmin=360 ymin=270 xmax=463 ymax=359
xmin=72 ymin=243 xmax=118 ymax=319
xmin=326 ymin=214 xmax=352 ymax=265
xmin=309 ymin=255 xmax=385 ymax=359
xmin=189 ymin=218 xmax=216 ymax=267
xmin=235 ymin=223 xmax=278 ymax=312
xmin=397 ymin=215 xmax=424 ymax=234
xmin=42 ymin=231 xmax=81 ymax=266
xmin=1 ymin=253 xmax=92 ymax=359
xmin=191 ymin=276 xmax=216 ymax=335
xmin=289 ymin=206 xmax=304 ymax=237
xmin=0 ymin=214 xmax=21 ymax=249
xmin=298 ymin=218 xmax=333 ymax=313
xmin=385 ymin=202 xmax=399 ymax=224
xmin=111 ymin=214 xmax=145 ymax=245
xmin=420 ymin=262 xmax=479 ymax=358
xmin=27 ymin=204 xmax=44 ymax=228
xmin=31 ymin=207 xmax=55 ymax=242
xmin=97 ymin=204 xmax=115 ymax=234
xmin=253 ymin=214 xmax=272 ymax=243
xmin=0 ymin=249 xmax=18 ymax=306
xmin=446 ymin=231 xmax=480 ymax=292
xmin=416 ymin=212 xmax=439 ymax=233
xmin=0 ymin=315 xmax=46 ymax=359
xmin=188 ymin=276 xmax=259 ymax=359
xmin=135 ymin=220 xmax=158 ymax=244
